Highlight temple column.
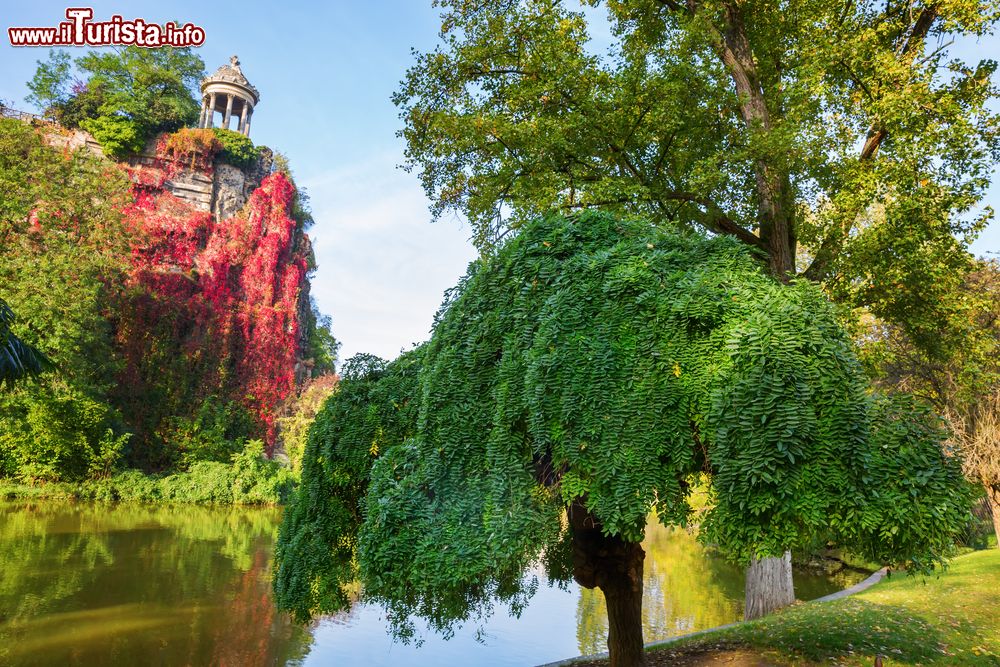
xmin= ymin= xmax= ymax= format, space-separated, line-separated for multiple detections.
xmin=198 ymin=97 xmax=207 ymax=128
xmin=243 ymin=108 xmax=252 ymax=137
xmin=238 ymin=99 xmax=249 ymax=134
xmin=207 ymin=92 xmax=217 ymax=128
xmin=222 ymin=94 xmax=234 ymax=130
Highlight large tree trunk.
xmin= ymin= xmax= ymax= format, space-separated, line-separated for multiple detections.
xmin=568 ymin=500 xmax=647 ymax=667
xmin=987 ymin=486 xmax=1000 ymax=549
xmin=744 ymin=551 xmax=795 ymax=621
xmin=713 ymin=1 xmax=796 ymax=280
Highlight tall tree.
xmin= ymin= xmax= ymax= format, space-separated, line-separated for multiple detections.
xmin=27 ymin=46 xmax=204 ymax=157
xmin=275 ymin=212 xmax=971 ymax=667
xmin=397 ymin=0 xmax=997 ymax=278
xmin=395 ymin=0 xmax=998 ymax=614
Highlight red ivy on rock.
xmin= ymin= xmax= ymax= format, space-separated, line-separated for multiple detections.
xmin=116 ymin=144 xmax=308 ymax=460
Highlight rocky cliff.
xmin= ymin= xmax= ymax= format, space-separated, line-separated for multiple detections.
xmin=107 ymin=131 xmax=317 ymax=456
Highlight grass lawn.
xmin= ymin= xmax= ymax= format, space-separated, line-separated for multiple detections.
xmin=574 ymin=549 xmax=1000 ymax=666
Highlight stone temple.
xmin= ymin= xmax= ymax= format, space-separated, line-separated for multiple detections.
xmin=198 ymin=56 xmax=259 ymax=137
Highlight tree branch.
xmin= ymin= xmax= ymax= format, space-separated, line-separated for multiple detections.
xmin=806 ymin=6 xmax=939 ymax=280
xmin=655 ymin=191 xmax=767 ymax=250
xmin=859 ymin=6 xmax=938 ymax=161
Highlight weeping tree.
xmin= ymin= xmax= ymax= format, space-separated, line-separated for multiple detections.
xmin=274 ymin=350 xmax=424 ymax=622
xmin=275 ymin=212 xmax=970 ymax=667
xmin=395 ymin=0 xmax=999 ymax=610
xmin=0 ymin=298 xmax=51 ymax=389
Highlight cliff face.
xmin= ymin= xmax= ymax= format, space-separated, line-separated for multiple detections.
xmin=126 ymin=139 xmax=272 ymax=216
xmin=110 ymin=135 xmax=313 ymax=460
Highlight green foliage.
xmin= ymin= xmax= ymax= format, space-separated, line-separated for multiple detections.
xmin=1 ymin=440 xmax=293 ymax=506
xmin=231 ymin=439 xmax=296 ymax=505
xmin=25 ymin=49 xmax=71 ymax=114
xmin=396 ymin=0 xmax=999 ymax=355
xmin=211 ymin=128 xmax=261 ymax=169
xmin=49 ymin=81 xmax=106 ymax=130
xmin=852 ymin=259 xmax=1000 ymax=546
xmin=0 ymin=298 xmax=51 ymax=389
xmin=88 ymin=429 xmax=130 ymax=481
xmin=274 ymin=351 xmax=422 ymax=623
xmin=158 ymin=395 xmax=256 ymax=469
xmin=0 ymin=118 xmax=131 ymax=483
xmin=847 ymin=396 xmax=974 ymax=568
xmin=271 ymin=151 xmax=314 ymax=229
xmin=80 ymin=113 xmax=144 ymax=158
xmin=302 ymin=297 xmax=339 ymax=375
xmin=0 ymin=385 xmax=125 ymax=482
xmin=99 ymin=453 xmax=286 ymax=505
xmin=155 ymin=461 xmax=238 ymax=504
xmin=277 ymin=212 xmax=972 ymax=638
xmin=853 ymin=259 xmax=1000 ymax=410
xmin=104 ymin=468 xmax=164 ymax=502
xmin=26 ymin=47 xmax=204 ymax=157
xmin=276 ymin=374 xmax=338 ymax=473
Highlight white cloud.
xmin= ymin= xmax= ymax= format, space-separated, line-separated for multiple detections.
xmin=303 ymin=152 xmax=478 ymax=366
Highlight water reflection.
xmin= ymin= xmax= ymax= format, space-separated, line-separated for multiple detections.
xmin=306 ymin=521 xmax=865 ymax=665
xmin=0 ymin=502 xmax=310 ymax=666
xmin=0 ymin=503 xmax=864 ymax=666
xmin=576 ymin=524 xmax=743 ymax=655
xmin=576 ymin=523 xmax=867 ymax=656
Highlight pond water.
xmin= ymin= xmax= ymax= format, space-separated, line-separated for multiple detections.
xmin=0 ymin=502 xmax=866 ymax=666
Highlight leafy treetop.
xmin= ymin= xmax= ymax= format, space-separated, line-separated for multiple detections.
xmin=394 ymin=0 xmax=999 ymax=362
xmin=27 ymin=47 xmax=204 ymax=157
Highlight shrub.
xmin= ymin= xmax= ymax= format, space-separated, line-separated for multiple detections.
xmin=231 ymin=439 xmax=296 ymax=504
xmin=212 ymin=128 xmax=260 ymax=169
xmin=0 ymin=441 xmax=295 ymax=506
xmin=160 ymin=461 xmax=235 ymax=504
xmin=159 ymin=127 xmax=221 ymax=170
xmin=0 ymin=386 xmax=124 ymax=482
xmin=157 ymin=395 xmax=255 ymax=469
xmin=80 ymin=114 xmax=144 ymax=158
xmin=88 ymin=429 xmax=130 ymax=480
xmin=107 ymin=469 xmax=162 ymax=502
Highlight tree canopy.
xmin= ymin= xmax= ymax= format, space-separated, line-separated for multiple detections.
xmin=27 ymin=47 xmax=204 ymax=157
xmin=395 ymin=0 xmax=999 ymax=359
xmin=275 ymin=211 xmax=971 ymax=664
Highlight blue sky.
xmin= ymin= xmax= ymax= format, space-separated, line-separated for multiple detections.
xmin=2 ymin=2 xmax=998 ymax=364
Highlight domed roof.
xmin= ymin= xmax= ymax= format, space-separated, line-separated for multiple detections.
xmin=201 ymin=55 xmax=260 ymax=103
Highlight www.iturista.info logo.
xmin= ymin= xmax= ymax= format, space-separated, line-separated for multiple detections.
xmin=8 ymin=7 xmax=206 ymax=47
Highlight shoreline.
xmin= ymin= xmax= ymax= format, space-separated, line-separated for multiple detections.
xmin=536 ymin=567 xmax=890 ymax=667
